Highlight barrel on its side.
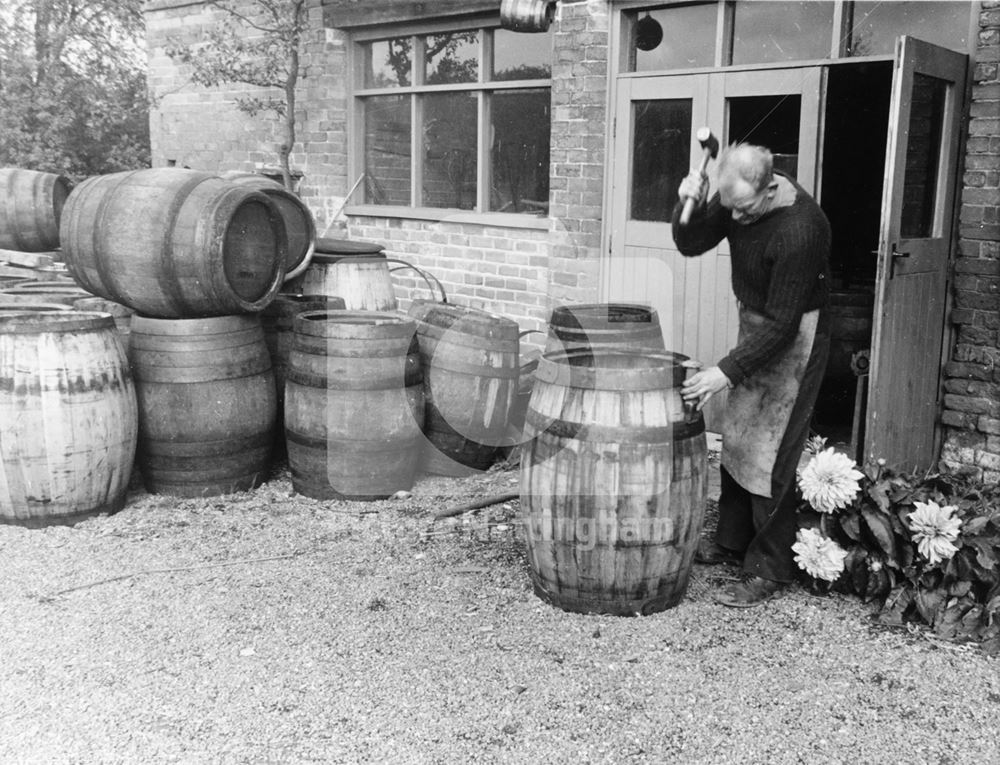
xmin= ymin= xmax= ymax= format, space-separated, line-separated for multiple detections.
xmin=61 ymin=168 xmax=287 ymax=318
xmin=0 ymin=312 xmax=137 ymax=526
xmin=0 ymin=168 xmax=71 ymax=251
xmin=545 ymin=303 xmax=665 ymax=355
xmin=520 ymin=349 xmax=708 ymax=615
xmin=261 ymin=293 xmax=346 ymax=458
xmin=130 ymin=315 xmax=276 ymax=497
xmin=285 ymin=310 xmax=424 ymax=500
xmin=220 ymin=172 xmax=316 ymax=281
xmin=1 ymin=281 xmax=93 ymax=305
xmin=408 ymin=300 xmax=519 ymax=475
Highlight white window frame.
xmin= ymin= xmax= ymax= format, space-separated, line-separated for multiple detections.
xmin=346 ymin=15 xmax=552 ymax=230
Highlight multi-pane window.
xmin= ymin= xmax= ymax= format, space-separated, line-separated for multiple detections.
xmin=356 ymin=25 xmax=552 ymax=214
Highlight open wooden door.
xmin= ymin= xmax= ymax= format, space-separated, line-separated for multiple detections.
xmin=865 ymin=37 xmax=967 ymax=470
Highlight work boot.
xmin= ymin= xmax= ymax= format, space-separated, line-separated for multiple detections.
xmin=714 ymin=574 xmax=785 ymax=608
xmin=694 ymin=541 xmax=743 ymax=566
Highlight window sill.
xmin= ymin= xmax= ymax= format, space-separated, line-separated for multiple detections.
xmin=344 ymin=205 xmax=550 ymax=231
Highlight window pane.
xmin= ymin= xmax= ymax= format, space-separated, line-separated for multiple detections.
xmin=728 ymin=95 xmax=802 ymax=178
xmin=732 ymin=2 xmax=834 ymax=65
xmin=425 ymin=31 xmax=479 ymax=85
xmin=366 ymin=38 xmax=411 ymax=87
xmin=364 ymin=96 xmax=411 ymax=205
xmin=631 ymin=99 xmax=692 ymax=222
xmin=423 ymin=93 xmax=477 ymax=209
xmin=493 ymin=28 xmax=551 ymax=81
xmin=490 ymin=89 xmax=550 ymax=214
xmin=850 ymin=2 xmax=972 ymax=57
xmin=901 ymin=74 xmax=947 ymax=238
xmin=633 ymin=5 xmax=716 ymax=72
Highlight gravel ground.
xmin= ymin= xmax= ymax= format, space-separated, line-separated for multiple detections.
xmin=2 ymin=460 xmax=998 ymax=765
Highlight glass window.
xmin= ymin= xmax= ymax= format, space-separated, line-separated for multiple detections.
xmin=731 ymin=2 xmax=834 ymax=65
xmin=425 ymin=31 xmax=479 ymax=84
xmin=490 ymin=89 xmax=551 ymax=213
xmin=357 ymin=27 xmax=551 ymax=213
xmin=364 ymin=95 xmax=411 ymax=206
xmin=900 ymin=74 xmax=947 ymax=238
xmin=630 ymin=99 xmax=692 ymax=222
xmin=366 ymin=37 xmax=411 ymax=87
xmin=728 ymin=95 xmax=802 ymax=178
xmin=494 ymin=28 xmax=551 ymax=81
xmin=423 ymin=93 xmax=478 ymax=209
xmin=633 ymin=5 xmax=716 ymax=72
xmin=849 ymin=2 xmax=972 ymax=57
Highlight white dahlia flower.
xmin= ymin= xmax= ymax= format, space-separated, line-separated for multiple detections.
xmin=792 ymin=527 xmax=849 ymax=582
xmin=797 ymin=447 xmax=864 ymax=514
xmin=908 ymin=500 xmax=962 ymax=566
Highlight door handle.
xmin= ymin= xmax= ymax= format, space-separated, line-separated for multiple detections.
xmin=889 ymin=244 xmax=910 ymax=279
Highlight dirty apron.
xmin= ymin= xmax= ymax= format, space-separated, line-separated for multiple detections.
xmin=720 ymin=306 xmax=820 ymax=498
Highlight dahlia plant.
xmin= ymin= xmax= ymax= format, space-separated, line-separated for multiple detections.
xmin=794 ymin=439 xmax=1000 ymax=655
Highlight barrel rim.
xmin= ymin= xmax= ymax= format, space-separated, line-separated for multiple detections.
xmin=131 ymin=313 xmax=261 ymax=335
xmin=293 ymin=308 xmax=415 ymax=338
xmin=0 ymin=310 xmax=116 ymax=333
xmin=535 ymin=348 xmax=695 ymax=389
xmin=217 ymin=188 xmax=287 ymax=312
xmin=549 ymin=302 xmax=660 ymax=327
xmin=0 ymin=302 xmax=74 ymax=312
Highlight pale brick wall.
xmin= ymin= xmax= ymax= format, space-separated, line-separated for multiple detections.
xmin=144 ymin=0 xmax=608 ymax=348
xmin=939 ymin=0 xmax=1000 ymax=481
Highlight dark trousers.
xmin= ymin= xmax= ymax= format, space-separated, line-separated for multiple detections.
xmin=714 ymin=318 xmax=830 ymax=583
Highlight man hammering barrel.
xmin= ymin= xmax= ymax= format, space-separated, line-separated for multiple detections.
xmin=673 ymin=140 xmax=832 ymax=607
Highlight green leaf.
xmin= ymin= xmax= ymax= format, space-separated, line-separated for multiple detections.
xmin=915 ymin=588 xmax=945 ymax=625
xmin=968 ymin=538 xmax=997 ymax=572
xmin=866 ymin=567 xmax=891 ymax=603
xmin=861 ymin=507 xmax=897 ymax=560
xmin=868 ymin=482 xmax=891 ymax=512
xmin=839 ymin=511 xmax=862 ymax=542
xmin=878 ymin=585 xmax=915 ymax=626
xmin=963 ymin=516 xmax=989 ymax=535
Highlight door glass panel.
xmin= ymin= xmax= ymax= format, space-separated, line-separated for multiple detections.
xmin=423 ymin=92 xmax=477 ymax=209
xmin=493 ymin=28 xmax=551 ymax=81
xmin=364 ymin=95 xmax=411 ymax=205
xmin=365 ymin=38 xmax=412 ymax=88
xmin=631 ymin=5 xmax=716 ymax=72
xmin=731 ymin=2 xmax=834 ymax=65
xmin=630 ymin=99 xmax=692 ymax=222
xmin=489 ymin=89 xmax=550 ymax=214
xmin=900 ymin=73 xmax=947 ymax=238
xmin=425 ymin=31 xmax=479 ymax=85
xmin=849 ymin=2 xmax=972 ymax=57
xmin=727 ymin=95 xmax=801 ymax=178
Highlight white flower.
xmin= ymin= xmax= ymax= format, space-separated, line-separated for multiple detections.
xmin=908 ymin=500 xmax=962 ymax=565
xmin=793 ymin=527 xmax=849 ymax=582
xmin=797 ymin=447 xmax=864 ymax=514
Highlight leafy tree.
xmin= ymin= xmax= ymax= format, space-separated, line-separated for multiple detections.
xmin=165 ymin=0 xmax=306 ymax=190
xmin=0 ymin=0 xmax=150 ymax=179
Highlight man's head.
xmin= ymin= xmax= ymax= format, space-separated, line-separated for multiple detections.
xmin=717 ymin=143 xmax=779 ymax=225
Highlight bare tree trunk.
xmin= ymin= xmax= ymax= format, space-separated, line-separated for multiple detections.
xmin=279 ymin=40 xmax=297 ymax=190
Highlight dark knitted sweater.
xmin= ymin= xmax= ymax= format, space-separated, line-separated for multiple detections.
xmin=671 ymin=174 xmax=831 ymax=386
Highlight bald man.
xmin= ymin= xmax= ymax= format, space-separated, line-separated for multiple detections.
xmin=673 ymin=143 xmax=831 ymax=607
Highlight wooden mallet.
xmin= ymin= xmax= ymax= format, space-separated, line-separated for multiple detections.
xmin=679 ymin=127 xmax=719 ymax=225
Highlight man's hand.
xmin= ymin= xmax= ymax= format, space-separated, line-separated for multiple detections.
xmin=678 ymin=168 xmax=709 ymax=209
xmin=681 ymin=365 xmax=731 ymax=411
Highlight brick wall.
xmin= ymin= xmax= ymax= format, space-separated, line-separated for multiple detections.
xmin=938 ymin=0 xmax=1000 ymax=481
xmin=144 ymin=0 xmax=609 ymax=348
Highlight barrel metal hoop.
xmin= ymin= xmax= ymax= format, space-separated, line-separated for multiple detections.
xmin=286 ymin=367 xmax=422 ymax=390
xmin=525 ymin=409 xmax=705 ymax=443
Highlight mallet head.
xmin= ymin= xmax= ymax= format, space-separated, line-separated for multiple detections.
xmin=696 ymin=127 xmax=719 ymax=159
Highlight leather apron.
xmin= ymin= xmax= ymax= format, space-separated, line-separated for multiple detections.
xmin=720 ymin=306 xmax=819 ymax=498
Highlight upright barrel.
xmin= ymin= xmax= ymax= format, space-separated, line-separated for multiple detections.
xmin=261 ymin=293 xmax=346 ymax=458
xmin=220 ymin=172 xmax=316 ymax=281
xmin=545 ymin=303 xmax=665 ymax=354
xmin=74 ymin=297 xmax=135 ymax=351
xmin=0 ymin=312 xmax=137 ymax=526
xmin=130 ymin=315 xmax=276 ymax=497
xmin=0 ymin=168 xmax=71 ymax=251
xmin=520 ymin=349 xmax=708 ymax=615
xmin=285 ymin=310 xmax=424 ymax=500
xmin=60 ymin=168 xmax=287 ymax=318
xmin=294 ymin=238 xmax=396 ymax=311
xmin=408 ymin=300 xmax=519 ymax=475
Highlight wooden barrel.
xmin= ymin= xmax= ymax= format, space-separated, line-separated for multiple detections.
xmin=1 ymin=281 xmax=93 ymax=305
xmin=408 ymin=300 xmax=519 ymax=475
xmin=261 ymin=293 xmax=346 ymax=458
xmin=500 ymin=0 xmax=556 ymax=32
xmin=0 ymin=311 xmax=137 ymax=526
xmin=0 ymin=168 xmax=72 ymax=251
xmin=293 ymin=238 xmax=395 ymax=311
xmin=520 ymin=348 xmax=708 ymax=615
xmin=285 ymin=310 xmax=424 ymax=500
xmin=60 ymin=168 xmax=287 ymax=318
xmin=130 ymin=314 xmax=276 ymax=497
xmin=74 ymin=297 xmax=135 ymax=351
xmin=545 ymin=303 xmax=665 ymax=354
xmin=220 ymin=172 xmax=316 ymax=281
xmin=0 ymin=302 xmax=73 ymax=312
